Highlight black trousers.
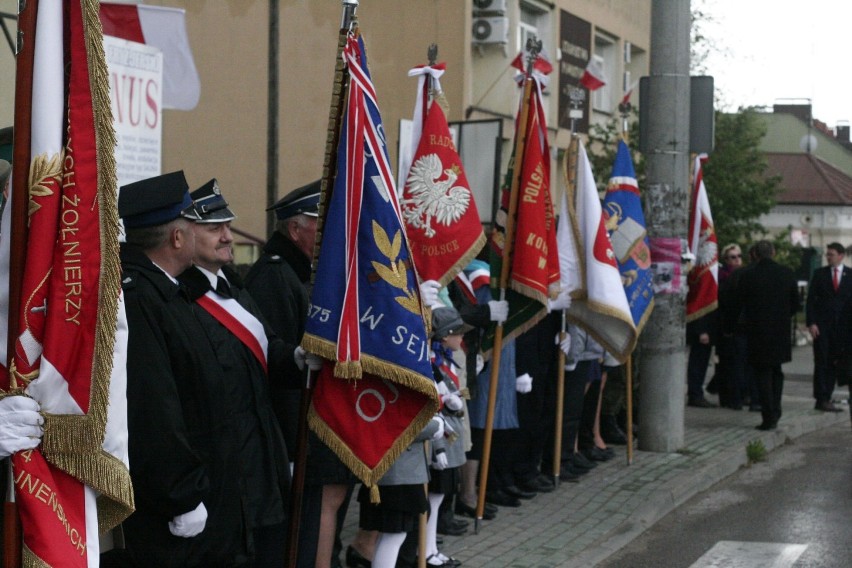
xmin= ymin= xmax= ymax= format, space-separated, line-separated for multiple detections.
xmin=542 ymin=360 xmax=590 ymax=472
xmin=753 ymin=364 xmax=784 ymax=426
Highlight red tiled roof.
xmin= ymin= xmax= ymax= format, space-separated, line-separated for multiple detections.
xmin=765 ymin=152 xmax=852 ymax=205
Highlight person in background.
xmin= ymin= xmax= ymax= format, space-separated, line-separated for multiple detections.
xmin=736 ymin=240 xmax=799 ymax=430
xmin=806 ymin=242 xmax=851 ymax=412
xmin=245 ymin=180 xmax=355 ymax=567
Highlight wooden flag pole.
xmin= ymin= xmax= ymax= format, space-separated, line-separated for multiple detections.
xmin=286 ymin=2 xmax=357 ymax=565
xmin=552 ymin=310 xmax=566 ymax=485
xmin=474 ymin=38 xmax=540 ymax=533
xmin=5 ymin=1 xmax=39 ymax=566
xmin=552 ymin=136 xmax=579 ymax=485
xmin=626 ymin=354 xmax=634 ymax=465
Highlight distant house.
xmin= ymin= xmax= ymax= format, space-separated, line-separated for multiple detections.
xmin=755 ymin=105 xmax=852 ymax=277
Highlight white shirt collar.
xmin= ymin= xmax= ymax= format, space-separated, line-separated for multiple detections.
xmin=196 ymin=265 xmax=226 ymax=289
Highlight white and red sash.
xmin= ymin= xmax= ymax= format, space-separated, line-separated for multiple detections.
xmin=196 ymin=292 xmax=269 ymax=373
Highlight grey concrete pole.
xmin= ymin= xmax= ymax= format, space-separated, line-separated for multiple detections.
xmin=639 ymin=0 xmax=691 ymax=452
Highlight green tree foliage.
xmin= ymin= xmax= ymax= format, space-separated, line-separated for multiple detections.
xmin=703 ymin=108 xmax=781 ymax=249
xmin=587 ymin=108 xmax=781 ymax=251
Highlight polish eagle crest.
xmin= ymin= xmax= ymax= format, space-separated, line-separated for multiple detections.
xmin=401 ymin=153 xmax=471 ymax=238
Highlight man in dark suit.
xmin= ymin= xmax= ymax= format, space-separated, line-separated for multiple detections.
xmin=805 ymin=242 xmax=851 ymax=412
xmin=736 ymin=240 xmax=800 ymax=430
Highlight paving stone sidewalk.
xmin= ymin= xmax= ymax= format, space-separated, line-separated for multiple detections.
xmin=340 ymin=345 xmax=850 ymax=567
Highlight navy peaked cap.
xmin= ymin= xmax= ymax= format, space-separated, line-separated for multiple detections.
xmin=268 ymin=179 xmax=321 ymax=220
xmin=191 ymin=178 xmax=236 ymax=223
xmin=119 ymin=171 xmax=201 ymax=228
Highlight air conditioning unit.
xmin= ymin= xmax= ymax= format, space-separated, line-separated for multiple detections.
xmin=472 ymin=17 xmax=509 ymax=45
xmin=473 ymin=0 xmax=507 ymax=14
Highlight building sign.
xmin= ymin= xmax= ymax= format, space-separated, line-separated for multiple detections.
xmin=104 ymin=35 xmax=163 ymax=187
xmin=558 ymin=11 xmax=591 ymax=133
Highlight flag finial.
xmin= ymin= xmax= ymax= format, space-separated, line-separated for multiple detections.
xmin=427 ymin=43 xmax=438 ymax=66
xmin=524 ymin=36 xmax=542 ymax=77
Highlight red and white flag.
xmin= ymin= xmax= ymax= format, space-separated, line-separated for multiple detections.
xmin=0 ymin=1 xmax=133 ymax=565
xmin=579 ymin=57 xmax=606 ymax=91
xmin=99 ymin=2 xmax=200 ymax=110
xmin=686 ymin=154 xmax=718 ymax=321
xmin=399 ymin=63 xmax=485 ymax=286
xmin=557 ymin=138 xmax=636 ymax=361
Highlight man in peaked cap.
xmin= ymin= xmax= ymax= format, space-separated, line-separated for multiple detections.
xmin=245 ymin=180 xmax=356 ymax=568
xmin=177 ymin=178 xmax=303 ymax=565
xmin=111 ymin=171 xmax=251 ymax=567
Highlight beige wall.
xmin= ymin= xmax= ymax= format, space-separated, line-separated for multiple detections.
xmin=1 ymin=0 xmax=17 ymax=130
xmin=2 ymin=0 xmax=651 ymax=239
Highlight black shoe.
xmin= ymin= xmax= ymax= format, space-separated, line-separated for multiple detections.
xmin=485 ymin=489 xmax=521 ymax=507
xmin=571 ymin=452 xmax=598 ymax=469
xmin=755 ymin=421 xmax=777 ymax=431
xmin=582 ymin=446 xmax=612 ymax=462
xmin=749 ymin=404 xmax=762 ymax=412
xmin=815 ymin=400 xmax=843 ymax=412
xmin=346 ymin=545 xmax=370 ymax=568
xmin=688 ymin=397 xmax=717 ymax=408
xmin=454 ymin=500 xmax=495 ymax=520
xmin=559 ymin=468 xmax=580 ymax=482
xmin=518 ymin=477 xmax=554 ymax=493
xmin=504 ymin=484 xmax=537 ymax=499
xmin=437 ymin=520 xmax=467 ymax=536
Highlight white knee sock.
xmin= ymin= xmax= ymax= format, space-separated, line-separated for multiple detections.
xmin=372 ymin=531 xmax=407 ymax=568
xmin=426 ymin=493 xmax=444 ymax=558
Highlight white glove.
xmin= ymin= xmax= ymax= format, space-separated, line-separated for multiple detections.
xmin=430 ymin=416 xmax=445 ymax=441
xmin=515 ymin=373 xmax=533 ymax=394
xmin=169 ymin=502 xmax=208 ymax=538
xmin=557 ymin=333 xmax=571 ymax=356
xmin=442 ymin=392 xmax=464 ymax=412
xmin=475 ymin=354 xmax=484 ymax=375
xmin=488 ymin=300 xmax=509 ymax=323
xmin=294 ymin=346 xmax=323 ymax=371
xmin=419 ymin=280 xmax=442 ymax=308
xmin=0 ymin=396 xmax=44 ymax=459
xmin=432 ymin=449 xmax=448 ymax=470
xmin=548 ymin=291 xmax=572 ymax=312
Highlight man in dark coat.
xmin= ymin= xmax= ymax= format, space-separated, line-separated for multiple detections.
xmin=177 ymin=179 xmax=294 ymax=565
xmin=736 ymin=240 xmax=800 ymax=430
xmin=245 ymin=181 xmax=353 ymax=568
xmin=805 ymin=242 xmax=852 ymax=412
xmin=113 ymin=172 xmax=248 ymax=567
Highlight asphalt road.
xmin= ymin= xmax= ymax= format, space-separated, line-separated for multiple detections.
xmin=598 ymin=420 xmax=852 ymax=568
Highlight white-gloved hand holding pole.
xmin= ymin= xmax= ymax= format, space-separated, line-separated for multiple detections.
xmin=488 ymin=300 xmax=509 ymax=323
xmin=0 ymin=396 xmax=44 ymax=459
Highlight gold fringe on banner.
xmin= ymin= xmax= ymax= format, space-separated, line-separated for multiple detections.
xmin=37 ymin=0 xmax=134 ymax=532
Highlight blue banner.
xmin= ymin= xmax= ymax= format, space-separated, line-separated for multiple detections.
xmin=602 ymin=140 xmax=655 ymax=333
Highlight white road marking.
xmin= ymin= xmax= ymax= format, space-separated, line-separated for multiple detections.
xmin=688 ymin=541 xmax=808 ymax=568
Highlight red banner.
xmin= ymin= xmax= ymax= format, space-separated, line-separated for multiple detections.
xmin=401 ymin=100 xmax=485 ymax=286
xmin=3 ymin=1 xmax=133 ymax=564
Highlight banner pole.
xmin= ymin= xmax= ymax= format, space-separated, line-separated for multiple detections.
xmin=552 ymin=136 xmax=578 ymax=484
xmin=286 ymin=2 xmax=356 ymax=565
xmin=5 ymin=1 xmax=39 ymax=566
xmin=626 ymin=354 xmax=634 ymax=465
xmin=474 ymin=39 xmax=539 ymax=532
xmin=552 ymin=311 xmax=566 ymax=486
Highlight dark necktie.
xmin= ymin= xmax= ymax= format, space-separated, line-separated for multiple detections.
xmin=833 ymin=267 xmax=839 ymax=292
xmin=216 ymin=276 xmax=232 ymax=298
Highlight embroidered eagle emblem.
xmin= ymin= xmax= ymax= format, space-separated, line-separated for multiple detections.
xmin=401 ymin=154 xmax=471 ymax=238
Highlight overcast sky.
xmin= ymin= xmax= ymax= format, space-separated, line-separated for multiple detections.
xmin=697 ymin=0 xmax=851 ymax=128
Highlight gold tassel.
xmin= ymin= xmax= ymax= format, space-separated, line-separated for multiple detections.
xmin=369 ymin=484 xmax=381 ymax=504
xmin=334 ymin=360 xmax=363 ymax=379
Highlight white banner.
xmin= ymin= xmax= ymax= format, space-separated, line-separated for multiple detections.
xmin=104 ymin=35 xmax=163 ymax=187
